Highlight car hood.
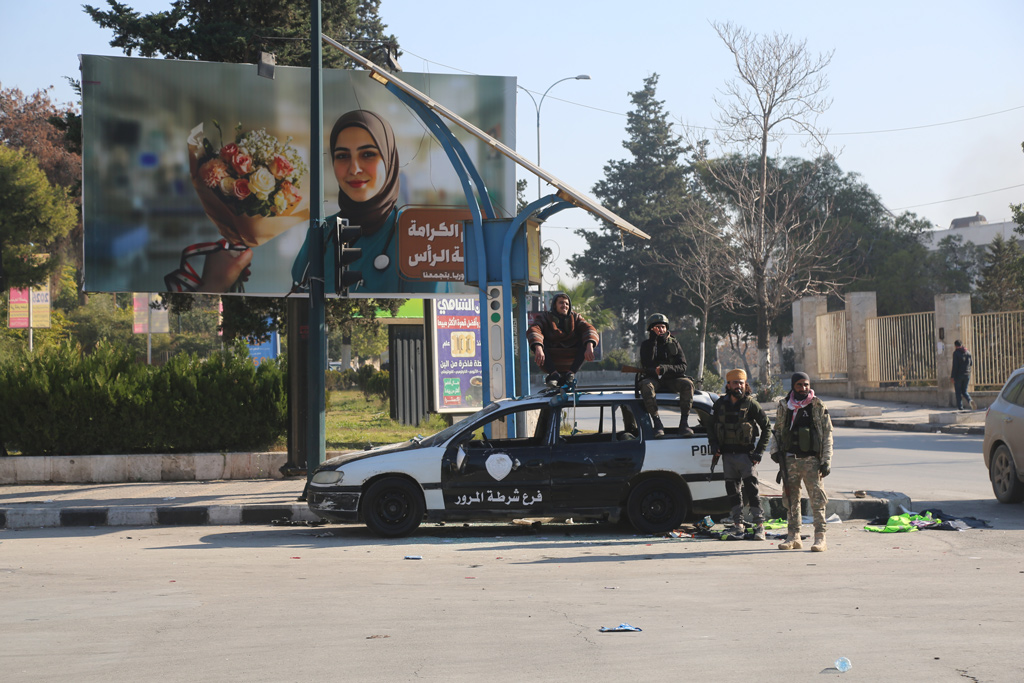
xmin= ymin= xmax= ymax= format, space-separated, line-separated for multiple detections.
xmin=319 ymin=440 xmax=422 ymax=470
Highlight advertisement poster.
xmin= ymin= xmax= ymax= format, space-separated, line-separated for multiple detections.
xmin=81 ymin=55 xmax=515 ymax=298
xmin=132 ymin=293 xmax=169 ymax=334
xmin=7 ymin=286 xmax=50 ymax=330
xmin=7 ymin=289 xmax=29 ymax=329
xmin=432 ymin=297 xmax=483 ymax=413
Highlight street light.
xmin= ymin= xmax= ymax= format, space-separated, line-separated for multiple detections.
xmin=518 ymin=74 xmax=590 ymax=200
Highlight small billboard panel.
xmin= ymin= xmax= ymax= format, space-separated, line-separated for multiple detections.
xmin=431 ymin=297 xmax=483 ymax=413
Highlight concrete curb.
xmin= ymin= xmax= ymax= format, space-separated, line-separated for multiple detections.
xmin=831 ymin=417 xmax=984 ymax=435
xmin=0 ymin=504 xmax=322 ymax=530
xmin=0 ymin=493 xmax=910 ymax=530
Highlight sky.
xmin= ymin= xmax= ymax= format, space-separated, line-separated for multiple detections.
xmin=3 ymin=0 xmax=1023 ymax=288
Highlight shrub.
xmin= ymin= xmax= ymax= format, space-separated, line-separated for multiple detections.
xmin=0 ymin=340 xmax=287 ymax=455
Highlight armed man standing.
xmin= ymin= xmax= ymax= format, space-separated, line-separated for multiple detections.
xmin=637 ymin=313 xmax=695 ymax=437
xmin=771 ymin=372 xmax=834 ymax=552
xmin=703 ymin=369 xmax=770 ymax=540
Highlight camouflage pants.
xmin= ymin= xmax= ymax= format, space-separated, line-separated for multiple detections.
xmin=782 ymin=455 xmax=828 ymax=534
xmin=638 ymin=376 xmax=694 ymax=418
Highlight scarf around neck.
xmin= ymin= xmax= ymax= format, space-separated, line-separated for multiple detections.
xmin=787 ymin=389 xmax=816 ymax=427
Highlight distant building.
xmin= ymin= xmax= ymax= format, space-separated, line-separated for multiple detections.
xmin=922 ymin=213 xmax=1022 ymax=251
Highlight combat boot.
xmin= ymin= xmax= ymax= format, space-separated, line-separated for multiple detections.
xmin=811 ymin=532 xmax=827 ymax=552
xmin=652 ymin=414 xmax=665 ymax=438
xmin=778 ymin=532 xmax=802 ymax=550
xmin=752 ymin=524 xmax=766 ymax=541
xmin=678 ymin=417 xmax=694 ymax=436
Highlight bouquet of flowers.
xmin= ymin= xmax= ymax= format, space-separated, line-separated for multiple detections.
xmin=188 ymin=121 xmax=310 ymax=246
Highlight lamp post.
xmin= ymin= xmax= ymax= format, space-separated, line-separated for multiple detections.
xmin=518 ymin=74 xmax=590 ymax=200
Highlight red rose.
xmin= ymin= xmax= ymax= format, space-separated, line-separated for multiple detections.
xmin=233 ymin=178 xmax=251 ymax=200
xmin=219 ymin=143 xmax=239 ymax=162
xmin=280 ymin=180 xmax=301 ymax=206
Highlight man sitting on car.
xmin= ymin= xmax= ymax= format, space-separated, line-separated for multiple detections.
xmin=526 ymin=292 xmax=599 ymax=388
xmin=637 ymin=313 xmax=694 ymax=437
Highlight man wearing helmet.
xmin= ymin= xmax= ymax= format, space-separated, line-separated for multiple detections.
xmin=637 ymin=313 xmax=694 ymax=437
xmin=526 ymin=292 xmax=599 ymax=388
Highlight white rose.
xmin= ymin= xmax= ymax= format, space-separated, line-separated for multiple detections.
xmin=187 ymin=123 xmax=205 ymax=157
xmin=272 ymin=191 xmax=288 ymax=215
xmin=219 ymin=177 xmax=236 ymax=196
xmin=249 ymin=167 xmax=276 ymax=201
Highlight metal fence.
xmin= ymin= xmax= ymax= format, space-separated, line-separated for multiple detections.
xmin=866 ymin=311 xmax=936 ymax=385
xmin=961 ymin=310 xmax=1024 ymax=388
xmin=815 ymin=310 xmax=848 ymax=378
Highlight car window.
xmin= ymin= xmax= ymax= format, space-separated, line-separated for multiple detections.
xmin=557 ymin=402 xmax=641 ymax=443
xmin=655 ymin=401 xmax=708 ymax=437
xmin=1003 ymin=373 xmax=1024 ymax=407
xmin=463 ymin=405 xmax=552 ymax=448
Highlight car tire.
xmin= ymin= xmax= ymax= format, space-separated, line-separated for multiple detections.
xmin=362 ymin=477 xmax=425 ymax=537
xmin=990 ymin=444 xmax=1024 ymax=504
xmin=627 ymin=478 xmax=688 ymax=534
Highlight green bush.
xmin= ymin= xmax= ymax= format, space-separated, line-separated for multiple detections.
xmin=0 ymin=340 xmax=287 ymax=455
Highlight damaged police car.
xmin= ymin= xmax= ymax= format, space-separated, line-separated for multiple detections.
xmin=307 ymin=387 xmax=729 ymax=536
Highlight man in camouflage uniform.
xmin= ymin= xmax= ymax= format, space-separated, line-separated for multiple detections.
xmin=637 ymin=313 xmax=694 ymax=437
xmin=703 ymin=368 xmax=770 ymax=539
xmin=771 ymin=372 xmax=834 ymax=552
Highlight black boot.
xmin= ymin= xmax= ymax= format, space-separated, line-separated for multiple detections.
xmin=652 ymin=414 xmax=665 ymax=438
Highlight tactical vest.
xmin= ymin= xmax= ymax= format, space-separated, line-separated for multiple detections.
xmin=715 ymin=397 xmax=757 ymax=451
xmin=779 ymin=405 xmax=821 ymax=455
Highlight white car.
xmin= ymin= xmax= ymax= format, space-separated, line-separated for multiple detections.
xmin=307 ymin=386 xmax=731 ymax=536
xmin=983 ymin=366 xmax=1024 ymax=503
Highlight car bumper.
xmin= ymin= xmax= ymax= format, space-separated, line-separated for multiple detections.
xmin=308 ymin=488 xmax=361 ymax=523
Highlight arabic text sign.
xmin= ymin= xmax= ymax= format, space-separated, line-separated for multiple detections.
xmin=398 ymin=207 xmax=472 ymax=282
xmin=8 ymin=289 xmax=29 ymax=329
xmin=432 ymin=296 xmax=482 ymax=412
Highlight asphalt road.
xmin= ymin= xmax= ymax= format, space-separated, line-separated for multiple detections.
xmin=3 ymin=428 xmax=1023 ymax=683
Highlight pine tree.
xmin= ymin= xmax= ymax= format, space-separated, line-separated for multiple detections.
xmin=976 ymin=234 xmax=1024 ymax=312
xmin=568 ymin=74 xmax=696 ymax=345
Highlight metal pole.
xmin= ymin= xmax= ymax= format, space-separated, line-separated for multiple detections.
xmin=523 ymin=75 xmax=590 ymax=201
xmin=305 ymin=0 xmax=327 ymax=479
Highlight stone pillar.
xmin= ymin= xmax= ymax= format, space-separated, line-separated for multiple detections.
xmin=845 ymin=292 xmax=877 ymax=395
xmin=794 ymin=296 xmax=828 ymax=380
xmin=934 ymin=293 xmax=972 ymax=406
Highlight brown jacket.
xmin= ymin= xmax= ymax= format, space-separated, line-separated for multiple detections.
xmin=526 ymin=310 xmax=599 ymax=372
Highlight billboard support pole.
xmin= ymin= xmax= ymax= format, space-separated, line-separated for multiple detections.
xmin=304 ymin=0 xmax=327 ymax=480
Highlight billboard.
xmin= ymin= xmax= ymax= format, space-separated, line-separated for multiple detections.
xmin=81 ymin=55 xmax=515 ymax=298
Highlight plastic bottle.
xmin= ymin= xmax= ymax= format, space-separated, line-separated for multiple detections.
xmin=835 ymin=657 xmax=852 ymax=673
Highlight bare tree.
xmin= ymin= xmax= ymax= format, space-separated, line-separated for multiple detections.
xmin=706 ymin=21 xmax=847 ymax=386
xmin=649 ymin=194 xmax=739 ymax=381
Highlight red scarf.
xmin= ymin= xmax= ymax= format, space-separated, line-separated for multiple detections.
xmin=787 ymin=389 xmax=816 ymax=428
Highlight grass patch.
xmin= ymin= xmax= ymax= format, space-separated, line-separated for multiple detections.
xmin=323 ymin=389 xmax=448 ymax=451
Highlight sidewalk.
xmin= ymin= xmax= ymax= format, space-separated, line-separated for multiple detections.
xmin=0 ymin=394 xmax=977 ymax=531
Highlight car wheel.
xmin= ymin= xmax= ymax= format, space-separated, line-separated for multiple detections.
xmin=627 ymin=478 xmax=688 ymax=534
xmin=362 ymin=477 xmax=425 ymax=537
xmin=990 ymin=445 xmax=1024 ymax=504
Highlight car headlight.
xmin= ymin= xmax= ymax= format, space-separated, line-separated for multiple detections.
xmin=312 ymin=470 xmax=344 ymax=485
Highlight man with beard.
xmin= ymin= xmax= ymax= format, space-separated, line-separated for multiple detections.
xmin=702 ymin=369 xmax=770 ymax=540
xmin=771 ymin=372 xmax=834 ymax=552
xmin=637 ymin=313 xmax=694 ymax=437
xmin=526 ymin=292 xmax=599 ymax=388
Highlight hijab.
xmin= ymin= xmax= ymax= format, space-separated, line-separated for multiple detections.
xmin=329 ymin=110 xmax=400 ymax=235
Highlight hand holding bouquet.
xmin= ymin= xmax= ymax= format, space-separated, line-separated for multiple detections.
xmin=188 ymin=121 xmax=310 ymax=246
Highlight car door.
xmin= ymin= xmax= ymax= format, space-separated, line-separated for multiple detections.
xmin=548 ymin=401 xmax=643 ymax=509
xmin=441 ymin=404 xmax=555 ymax=513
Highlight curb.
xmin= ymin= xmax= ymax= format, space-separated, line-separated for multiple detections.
xmin=831 ymin=418 xmax=984 ymax=435
xmin=1 ymin=494 xmax=910 ymax=530
xmin=0 ymin=504 xmax=322 ymax=530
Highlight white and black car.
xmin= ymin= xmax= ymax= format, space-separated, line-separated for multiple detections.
xmin=307 ymin=387 xmax=730 ymax=536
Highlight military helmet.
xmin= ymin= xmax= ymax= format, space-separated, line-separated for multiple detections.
xmin=646 ymin=313 xmax=669 ymax=331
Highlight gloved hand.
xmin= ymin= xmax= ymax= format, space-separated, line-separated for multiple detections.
xmin=770 ymin=451 xmax=782 ymax=464
xmin=750 ymin=453 xmax=762 ymax=465
xmin=819 ymin=462 xmax=831 ymax=477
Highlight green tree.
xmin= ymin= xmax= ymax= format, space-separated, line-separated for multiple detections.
xmin=553 ymin=279 xmax=616 ymax=331
xmin=975 ymin=234 xmax=1024 ymax=312
xmin=569 ymin=74 xmax=696 ymax=345
xmin=929 ymin=234 xmax=982 ymax=295
xmin=83 ymin=0 xmax=401 ymax=343
xmin=0 ymin=146 xmax=78 ymax=290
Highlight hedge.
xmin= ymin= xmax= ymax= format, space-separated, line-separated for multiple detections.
xmin=0 ymin=341 xmax=287 ymax=455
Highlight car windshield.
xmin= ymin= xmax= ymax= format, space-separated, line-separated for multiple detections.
xmin=418 ymin=402 xmax=502 ymax=447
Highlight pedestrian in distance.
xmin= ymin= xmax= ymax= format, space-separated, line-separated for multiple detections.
xmin=700 ymin=368 xmax=770 ymax=540
xmin=636 ymin=313 xmax=695 ymax=437
xmin=950 ymin=339 xmax=976 ymax=411
xmin=771 ymin=372 xmax=834 ymax=552
xmin=526 ymin=292 xmax=599 ymax=388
